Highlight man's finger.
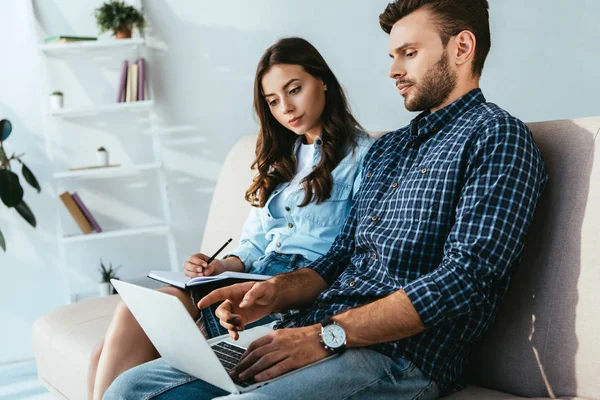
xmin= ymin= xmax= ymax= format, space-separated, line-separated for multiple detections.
xmin=235 ymin=342 xmax=276 ymax=374
xmin=238 ymin=350 xmax=286 ymax=381
xmin=239 ymin=334 xmax=274 ymax=363
xmin=197 ymin=287 xmax=234 ymax=309
xmin=239 ymin=283 xmax=271 ymax=308
xmin=254 ymin=357 xmax=294 ymax=382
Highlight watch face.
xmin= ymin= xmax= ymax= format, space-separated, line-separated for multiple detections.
xmin=322 ymin=323 xmax=346 ymax=349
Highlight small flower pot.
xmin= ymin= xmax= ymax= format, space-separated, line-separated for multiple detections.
xmin=115 ymin=26 xmax=132 ymax=39
xmin=98 ymin=282 xmax=111 ymax=297
xmin=50 ymin=94 xmax=63 ymax=110
xmin=97 ymin=149 xmax=109 ymax=166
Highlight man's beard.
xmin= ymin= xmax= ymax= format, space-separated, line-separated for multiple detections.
xmin=402 ymin=51 xmax=458 ymax=112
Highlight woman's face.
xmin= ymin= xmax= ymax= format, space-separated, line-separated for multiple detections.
xmin=261 ymin=64 xmax=327 ymax=143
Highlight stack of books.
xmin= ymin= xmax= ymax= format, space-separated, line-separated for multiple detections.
xmin=59 ymin=192 xmax=102 ymax=235
xmin=44 ymin=35 xmax=97 ymax=44
xmin=117 ymin=58 xmax=146 ymax=102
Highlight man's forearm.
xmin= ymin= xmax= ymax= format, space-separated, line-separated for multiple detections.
xmin=272 ymin=268 xmax=328 ymax=312
xmin=334 ymin=289 xmax=426 ymax=347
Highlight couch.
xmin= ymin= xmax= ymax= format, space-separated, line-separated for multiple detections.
xmin=33 ymin=117 xmax=600 ymax=399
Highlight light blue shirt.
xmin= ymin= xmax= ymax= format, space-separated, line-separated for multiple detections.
xmin=225 ymin=130 xmax=374 ymax=271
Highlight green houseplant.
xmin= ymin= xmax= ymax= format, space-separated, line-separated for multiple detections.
xmin=94 ymin=1 xmax=146 ymax=39
xmin=0 ymin=119 xmax=41 ymax=252
xmin=98 ymin=259 xmax=121 ymax=296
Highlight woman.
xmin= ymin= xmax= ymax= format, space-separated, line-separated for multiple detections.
xmin=89 ymin=37 xmax=373 ymax=400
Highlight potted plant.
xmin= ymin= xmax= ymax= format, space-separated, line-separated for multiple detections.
xmin=0 ymin=119 xmax=41 ymax=252
xmin=98 ymin=259 xmax=121 ymax=296
xmin=94 ymin=1 xmax=146 ymax=39
xmin=49 ymin=91 xmax=63 ymax=110
xmin=96 ymin=146 xmax=109 ymax=166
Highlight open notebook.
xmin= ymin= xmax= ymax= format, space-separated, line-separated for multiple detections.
xmin=147 ymin=270 xmax=272 ymax=290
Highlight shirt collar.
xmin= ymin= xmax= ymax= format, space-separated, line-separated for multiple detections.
xmin=409 ymin=88 xmax=486 ymax=139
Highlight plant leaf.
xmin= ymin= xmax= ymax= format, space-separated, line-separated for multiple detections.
xmin=0 ymin=227 xmax=5 ymax=252
xmin=0 ymin=169 xmax=24 ymax=207
xmin=0 ymin=119 xmax=12 ymax=141
xmin=21 ymin=162 xmax=41 ymax=193
xmin=15 ymin=200 xmax=36 ymax=228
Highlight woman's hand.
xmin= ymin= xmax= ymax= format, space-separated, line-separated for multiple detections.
xmin=183 ymin=253 xmax=226 ymax=277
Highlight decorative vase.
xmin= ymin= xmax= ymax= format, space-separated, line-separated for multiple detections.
xmin=50 ymin=94 xmax=63 ymax=110
xmin=96 ymin=148 xmax=109 ymax=166
xmin=115 ymin=26 xmax=132 ymax=39
xmin=98 ymin=282 xmax=111 ymax=297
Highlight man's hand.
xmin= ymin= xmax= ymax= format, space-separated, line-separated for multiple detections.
xmin=197 ymin=280 xmax=279 ymax=340
xmin=183 ymin=253 xmax=226 ymax=277
xmin=232 ymin=325 xmax=329 ymax=382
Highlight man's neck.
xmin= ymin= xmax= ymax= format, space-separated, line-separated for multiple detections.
xmin=430 ymin=80 xmax=480 ymax=114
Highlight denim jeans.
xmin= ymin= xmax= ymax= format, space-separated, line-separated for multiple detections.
xmin=104 ymin=346 xmax=440 ymax=400
xmin=190 ymin=252 xmax=311 ymax=338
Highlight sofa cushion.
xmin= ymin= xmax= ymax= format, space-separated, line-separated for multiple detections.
xmin=32 ymin=295 xmax=121 ymax=399
xmin=443 ymin=385 xmax=571 ymax=400
xmin=465 ymin=117 xmax=600 ymax=399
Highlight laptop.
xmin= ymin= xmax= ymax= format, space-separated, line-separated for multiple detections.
xmin=111 ymin=279 xmax=333 ymax=394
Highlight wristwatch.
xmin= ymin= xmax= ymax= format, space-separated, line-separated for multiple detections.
xmin=319 ymin=316 xmax=347 ymax=353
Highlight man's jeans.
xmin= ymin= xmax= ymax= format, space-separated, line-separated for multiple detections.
xmin=104 ymin=347 xmax=440 ymax=400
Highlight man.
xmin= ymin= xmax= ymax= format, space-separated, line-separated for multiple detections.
xmin=105 ymin=0 xmax=547 ymax=398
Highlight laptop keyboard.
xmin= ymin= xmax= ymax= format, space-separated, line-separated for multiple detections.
xmin=211 ymin=341 xmax=256 ymax=388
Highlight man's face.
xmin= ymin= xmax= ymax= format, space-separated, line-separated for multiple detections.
xmin=388 ymin=8 xmax=458 ymax=112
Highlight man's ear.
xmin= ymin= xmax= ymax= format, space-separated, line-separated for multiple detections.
xmin=452 ymin=30 xmax=476 ymax=69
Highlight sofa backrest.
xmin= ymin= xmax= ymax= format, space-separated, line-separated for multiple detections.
xmin=201 ymin=117 xmax=600 ymax=399
xmin=467 ymin=117 xmax=600 ymax=399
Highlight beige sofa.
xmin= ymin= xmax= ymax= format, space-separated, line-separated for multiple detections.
xmin=33 ymin=117 xmax=600 ymax=399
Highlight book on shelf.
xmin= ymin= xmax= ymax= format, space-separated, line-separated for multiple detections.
xmin=125 ymin=64 xmax=133 ymax=102
xmin=147 ymin=270 xmax=272 ymax=292
xmin=117 ymin=58 xmax=147 ymax=103
xmin=44 ymin=36 xmax=97 ymax=44
xmin=130 ymin=63 xmax=139 ymax=102
xmin=68 ymin=164 xmax=121 ymax=172
xmin=71 ymin=192 xmax=102 ymax=233
xmin=117 ymin=60 xmax=129 ymax=102
xmin=59 ymin=192 xmax=94 ymax=234
xmin=137 ymin=58 xmax=145 ymax=101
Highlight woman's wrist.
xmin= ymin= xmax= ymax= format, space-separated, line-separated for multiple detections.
xmin=221 ymin=255 xmax=245 ymax=272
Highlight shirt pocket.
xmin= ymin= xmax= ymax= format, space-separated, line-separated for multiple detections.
xmin=395 ymin=167 xmax=444 ymax=222
xmin=296 ymin=180 xmax=353 ymax=227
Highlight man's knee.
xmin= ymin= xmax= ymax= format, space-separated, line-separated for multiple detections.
xmin=102 ymin=369 xmax=141 ymax=400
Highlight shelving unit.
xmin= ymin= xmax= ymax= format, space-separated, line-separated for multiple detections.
xmin=30 ymin=0 xmax=179 ymax=304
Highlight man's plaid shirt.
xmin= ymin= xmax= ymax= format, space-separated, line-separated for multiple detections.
xmin=283 ymin=89 xmax=548 ymax=393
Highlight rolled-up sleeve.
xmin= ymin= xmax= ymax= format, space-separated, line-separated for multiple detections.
xmin=403 ymin=117 xmax=548 ymax=328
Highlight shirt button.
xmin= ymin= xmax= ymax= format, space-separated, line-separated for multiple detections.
xmin=349 ymin=281 xmax=356 ymax=287
xmin=373 ymin=253 xmax=378 ymax=260
xmin=392 ymin=182 xmax=398 ymax=188
xmin=267 ymin=213 xmax=271 ymax=218
xmin=371 ymin=215 xmax=379 ymax=222
xmin=285 ymin=206 xmax=290 ymax=212
xmin=421 ymin=168 xmax=427 ymax=174
xmin=366 ymin=172 xmax=372 ymax=178
xmin=288 ymin=223 xmax=293 ymax=228
xmin=316 ymin=139 xmax=322 ymax=145
xmin=317 ymin=302 xmax=324 ymax=308
xmin=276 ymin=242 xmax=281 ymax=247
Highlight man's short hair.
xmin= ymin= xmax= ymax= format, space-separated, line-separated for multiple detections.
xmin=379 ymin=0 xmax=491 ymax=78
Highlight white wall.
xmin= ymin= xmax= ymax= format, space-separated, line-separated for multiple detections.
xmin=1 ymin=0 xmax=599 ymax=363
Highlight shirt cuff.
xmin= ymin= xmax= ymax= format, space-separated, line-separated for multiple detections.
xmin=223 ymin=244 xmax=263 ymax=272
xmin=403 ymin=260 xmax=479 ymax=328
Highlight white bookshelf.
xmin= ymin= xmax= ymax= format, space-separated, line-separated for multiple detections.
xmin=30 ymin=0 xmax=179 ymax=304
xmin=40 ymin=37 xmax=146 ymax=56
xmin=61 ymin=224 xmax=169 ymax=243
xmin=53 ymin=162 xmax=161 ymax=179
xmin=48 ymin=99 xmax=154 ymax=118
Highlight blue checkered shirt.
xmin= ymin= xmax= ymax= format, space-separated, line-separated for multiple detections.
xmin=282 ymin=89 xmax=548 ymax=393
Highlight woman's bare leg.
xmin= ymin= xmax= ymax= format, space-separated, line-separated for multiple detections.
xmin=90 ymin=286 xmax=201 ymax=400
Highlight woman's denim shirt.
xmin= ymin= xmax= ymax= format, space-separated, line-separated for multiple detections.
xmin=225 ymin=130 xmax=374 ymax=271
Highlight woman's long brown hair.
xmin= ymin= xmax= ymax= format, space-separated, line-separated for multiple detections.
xmin=246 ymin=37 xmax=361 ymax=208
